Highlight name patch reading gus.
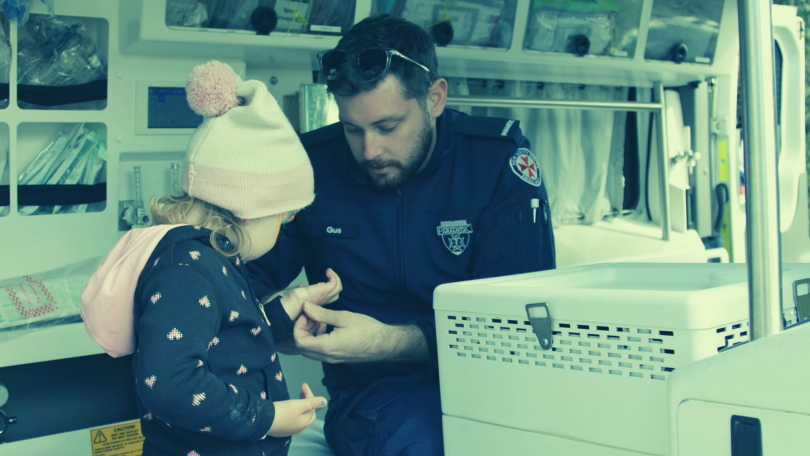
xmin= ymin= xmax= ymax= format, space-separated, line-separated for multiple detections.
xmin=311 ymin=224 xmax=360 ymax=238
xmin=436 ymin=220 xmax=473 ymax=255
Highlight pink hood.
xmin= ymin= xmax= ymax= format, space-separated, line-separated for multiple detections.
xmin=80 ymin=224 xmax=185 ymax=357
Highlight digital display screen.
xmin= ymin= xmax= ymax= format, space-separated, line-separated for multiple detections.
xmin=147 ymin=87 xmax=204 ymax=129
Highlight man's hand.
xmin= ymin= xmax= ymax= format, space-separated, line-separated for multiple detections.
xmin=267 ymin=383 xmax=327 ymax=438
xmin=277 ymin=268 xmax=342 ymax=321
xmin=291 ymin=302 xmax=429 ymax=364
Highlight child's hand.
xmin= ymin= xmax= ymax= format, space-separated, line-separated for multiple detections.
xmin=267 ymin=383 xmax=327 ymax=438
xmin=280 ymin=269 xmax=342 ymax=321
xmin=294 ymin=313 xmax=328 ymax=342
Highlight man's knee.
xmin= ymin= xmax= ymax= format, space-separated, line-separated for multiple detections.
xmin=324 ymin=382 xmax=444 ymax=456
xmin=377 ymin=384 xmax=443 ymax=456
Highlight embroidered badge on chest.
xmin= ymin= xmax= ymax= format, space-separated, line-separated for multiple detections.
xmin=510 ymin=148 xmax=542 ymax=187
xmin=436 ymin=220 xmax=473 ymax=256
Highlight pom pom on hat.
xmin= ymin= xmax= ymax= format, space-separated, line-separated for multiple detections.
xmin=186 ymin=60 xmax=240 ymax=117
xmin=182 ymin=61 xmax=315 ymax=220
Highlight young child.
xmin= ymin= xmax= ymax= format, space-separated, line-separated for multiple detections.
xmin=80 ymin=60 xmax=340 ymax=456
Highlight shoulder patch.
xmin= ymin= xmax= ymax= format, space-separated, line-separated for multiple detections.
xmin=509 ymin=148 xmax=542 ymax=187
xmin=453 ymin=116 xmax=521 ymax=144
xmin=299 ymin=122 xmax=344 ymax=148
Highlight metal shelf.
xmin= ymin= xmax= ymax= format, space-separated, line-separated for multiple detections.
xmin=0 ymin=322 xmax=103 ymax=369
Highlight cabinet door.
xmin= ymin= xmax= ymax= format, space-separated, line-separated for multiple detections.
xmin=644 ymin=0 xmax=725 ymax=64
xmin=523 ymin=0 xmax=644 ymax=59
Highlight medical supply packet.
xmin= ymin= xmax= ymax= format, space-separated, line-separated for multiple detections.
xmin=0 ymin=257 xmax=101 ymax=336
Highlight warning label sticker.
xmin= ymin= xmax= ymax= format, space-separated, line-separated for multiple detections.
xmin=90 ymin=421 xmax=144 ymax=456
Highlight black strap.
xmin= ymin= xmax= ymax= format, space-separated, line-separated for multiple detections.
xmin=0 ymin=183 xmax=106 ymax=207
xmin=0 ymin=80 xmax=108 ymax=106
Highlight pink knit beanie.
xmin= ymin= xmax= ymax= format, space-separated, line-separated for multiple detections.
xmin=182 ymin=60 xmax=314 ymax=219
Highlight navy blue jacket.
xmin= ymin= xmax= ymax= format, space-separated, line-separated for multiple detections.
xmin=248 ymin=108 xmax=555 ymax=394
xmin=134 ymin=226 xmax=294 ymax=456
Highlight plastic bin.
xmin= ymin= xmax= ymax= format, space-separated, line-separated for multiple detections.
xmin=434 ymin=263 xmax=810 ymax=455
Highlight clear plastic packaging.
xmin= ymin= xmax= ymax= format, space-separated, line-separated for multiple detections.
xmin=17 ymin=15 xmax=107 ymax=88
xmin=165 ymin=0 xmax=208 ymax=27
xmin=205 ymin=0 xmax=261 ymax=30
xmin=59 ymin=129 xmax=106 ymax=214
xmin=308 ymin=0 xmax=354 ymax=35
xmin=0 ymin=23 xmax=9 ymax=109
xmin=17 ymin=124 xmax=107 ymax=216
xmin=168 ymin=0 xmax=353 ymax=35
xmin=524 ymin=0 xmax=616 ymax=56
xmin=200 ymin=0 xmax=310 ymax=32
xmin=0 ymin=143 xmax=7 ymax=217
xmin=376 ymin=0 xmax=515 ymax=48
xmin=0 ymin=24 xmax=9 ymax=84
xmin=0 ymin=256 xmax=102 ymax=338
xmin=0 ymin=0 xmax=53 ymax=26
xmin=267 ymin=0 xmax=311 ymax=33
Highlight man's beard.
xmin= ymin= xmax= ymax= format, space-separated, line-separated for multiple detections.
xmin=359 ymin=117 xmax=434 ymax=189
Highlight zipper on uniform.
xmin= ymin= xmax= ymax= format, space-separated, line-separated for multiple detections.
xmin=395 ymin=188 xmax=406 ymax=291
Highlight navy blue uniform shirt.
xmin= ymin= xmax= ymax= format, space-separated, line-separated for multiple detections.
xmin=248 ymin=108 xmax=555 ymax=394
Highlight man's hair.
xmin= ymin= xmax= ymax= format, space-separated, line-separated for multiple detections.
xmin=326 ymin=14 xmax=439 ymax=102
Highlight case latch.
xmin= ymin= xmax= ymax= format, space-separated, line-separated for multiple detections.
xmin=793 ymin=278 xmax=810 ymax=323
xmin=525 ymin=303 xmax=553 ymax=350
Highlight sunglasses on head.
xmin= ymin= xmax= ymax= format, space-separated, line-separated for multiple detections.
xmin=317 ymin=48 xmax=433 ymax=83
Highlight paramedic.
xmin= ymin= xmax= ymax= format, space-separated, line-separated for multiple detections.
xmin=248 ymin=14 xmax=556 ymax=456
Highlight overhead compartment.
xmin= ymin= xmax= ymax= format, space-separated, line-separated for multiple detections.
xmin=118 ymin=0 xmax=736 ymax=88
xmin=119 ymin=0 xmax=371 ymax=69
xmin=410 ymin=0 xmax=735 ymax=88
xmin=165 ymin=0 xmax=357 ymax=36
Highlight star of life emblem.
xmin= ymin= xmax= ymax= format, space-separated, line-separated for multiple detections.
xmin=510 ymin=148 xmax=542 ymax=187
xmin=436 ymin=220 xmax=473 ymax=256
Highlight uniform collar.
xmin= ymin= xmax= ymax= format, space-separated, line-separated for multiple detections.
xmin=410 ymin=108 xmax=452 ymax=182
xmin=344 ymin=141 xmax=370 ymax=185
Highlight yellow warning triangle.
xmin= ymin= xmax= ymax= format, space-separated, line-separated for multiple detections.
xmin=94 ymin=431 xmax=107 ymax=444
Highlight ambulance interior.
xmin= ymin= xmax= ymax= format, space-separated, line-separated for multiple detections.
xmin=0 ymin=0 xmax=808 ymax=455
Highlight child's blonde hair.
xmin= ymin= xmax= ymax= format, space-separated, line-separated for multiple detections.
xmin=151 ymin=194 xmax=251 ymax=258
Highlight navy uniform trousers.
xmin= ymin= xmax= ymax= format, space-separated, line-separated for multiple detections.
xmin=323 ymin=377 xmax=443 ymax=456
